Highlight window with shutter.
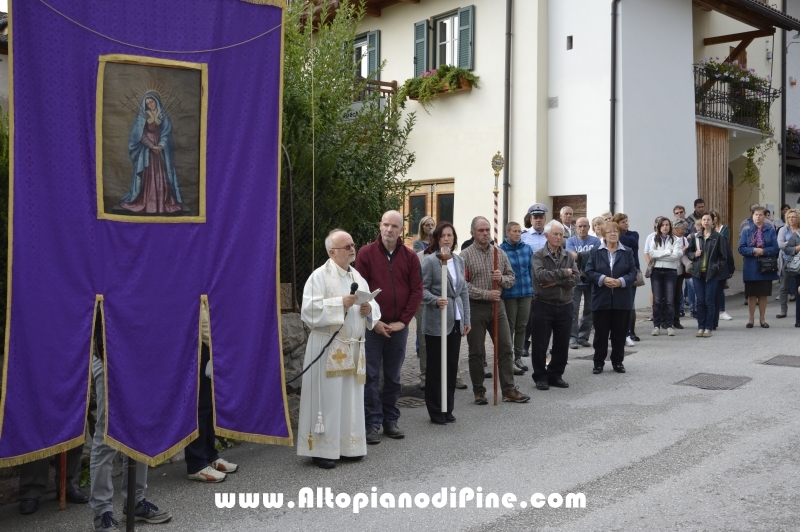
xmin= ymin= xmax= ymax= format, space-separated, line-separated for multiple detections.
xmin=414 ymin=20 xmax=429 ymax=77
xmin=355 ymin=30 xmax=381 ymax=80
xmin=428 ymin=6 xmax=475 ymax=72
xmin=457 ymin=5 xmax=474 ymax=70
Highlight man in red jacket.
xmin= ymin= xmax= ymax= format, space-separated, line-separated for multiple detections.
xmin=355 ymin=210 xmax=423 ymax=444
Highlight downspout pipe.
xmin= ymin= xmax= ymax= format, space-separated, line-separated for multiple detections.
xmin=502 ymin=0 xmax=513 ymax=228
xmin=781 ymin=0 xmax=787 ymax=210
xmin=610 ymin=0 xmax=620 ymax=215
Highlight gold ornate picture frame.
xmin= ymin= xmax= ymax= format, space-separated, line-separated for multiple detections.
xmin=96 ymin=54 xmax=208 ymax=223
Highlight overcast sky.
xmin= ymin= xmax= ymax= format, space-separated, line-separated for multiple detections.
xmin=1 ymin=2 xmax=7 ymax=14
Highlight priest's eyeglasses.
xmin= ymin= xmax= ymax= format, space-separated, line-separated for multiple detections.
xmin=331 ymin=244 xmax=357 ymax=251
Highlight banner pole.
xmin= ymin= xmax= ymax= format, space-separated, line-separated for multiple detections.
xmin=126 ymin=458 xmax=136 ymax=532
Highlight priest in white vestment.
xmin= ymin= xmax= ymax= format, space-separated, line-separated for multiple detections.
xmin=297 ymin=229 xmax=380 ymax=469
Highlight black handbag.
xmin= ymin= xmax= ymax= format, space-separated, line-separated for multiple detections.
xmin=757 ymin=255 xmax=778 ymax=274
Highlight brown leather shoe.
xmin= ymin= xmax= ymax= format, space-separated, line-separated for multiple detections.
xmin=474 ymin=392 xmax=488 ymax=405
xmin=502 ymin=387 xmax=530 ymax=403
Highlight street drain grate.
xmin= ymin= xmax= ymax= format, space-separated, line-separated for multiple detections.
xmin=574 ymin=351 xmax=636 ymax=361
xmin=396 ymin=396 xmax=426 ymax=408
xmin=676 ymin=373 xmax=751 ymax=390
xmin=763 ymin=355 xmax=800 ymax=368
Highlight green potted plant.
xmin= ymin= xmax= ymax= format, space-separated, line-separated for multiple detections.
xmin=397 ymin=65 xmax=479 ymax=112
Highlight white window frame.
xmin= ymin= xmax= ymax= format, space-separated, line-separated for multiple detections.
xmin=434 ymin=11 xmax=460 ymax=68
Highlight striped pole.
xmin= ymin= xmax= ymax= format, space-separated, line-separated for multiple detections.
xmin=491 ymin=152 xmax=504 ymax=244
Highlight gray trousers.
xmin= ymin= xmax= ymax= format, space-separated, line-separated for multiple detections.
xmin=18 ymin=445 xmax=82 ymax=500
xmin=466 ymin=300 xmax=515 ymax=394
xmin=503 ymin=297 xmax=532 ymax=359
xmin=414 ymin=305 xmax=427 ymax=379
xmin=89 ymin=355 xmax=148 ymax=517
xmin=570 ymin=285 xmax=593 ymax=342
xmin=779 ymin=267 xmax=793 ymax=314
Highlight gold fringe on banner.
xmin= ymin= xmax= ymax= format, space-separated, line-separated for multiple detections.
xmin=241 ymin=0 xmax=286 ymax=6
xmin=0 ymin=436 xmax=85 ymax=468
xmin=105 ymin=432 xmax=198 ymax=468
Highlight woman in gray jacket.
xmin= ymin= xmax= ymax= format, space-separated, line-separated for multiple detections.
xmin=421 ymin=222 xmax=471 ymax=424
xmin=782 ymin=212 xmax=800 ymax=327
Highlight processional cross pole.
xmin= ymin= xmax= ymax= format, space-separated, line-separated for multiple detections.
xmin=490 ymin=152 xmax=505 ymax=405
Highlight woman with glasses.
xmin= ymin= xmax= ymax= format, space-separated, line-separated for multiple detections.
xmin=584 ymin=222 xmax=637 ymax=374
xmin=738 ymin=206 xmax=780 ymax=328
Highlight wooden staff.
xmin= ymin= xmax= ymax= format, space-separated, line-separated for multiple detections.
xmin=58 ymin=451 xmax=66 ymax=510
xmin=493 ymin=245 xmax=499 ymax=405
xmin=437 ymin=247 xmax=453 ymax=413
xmin=490 ymin=152 xmax=504 ymax=405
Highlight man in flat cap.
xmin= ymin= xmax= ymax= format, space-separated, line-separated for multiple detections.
xmin=520 ymin=203 xmax=548 ymax=358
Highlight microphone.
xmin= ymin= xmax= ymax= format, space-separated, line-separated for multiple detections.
xmin=350 ymin=282 xmax=359 ymax=295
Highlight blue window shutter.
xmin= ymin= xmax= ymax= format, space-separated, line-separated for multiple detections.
xmin=458 ymin=5 xmax=474 ymax=70
xmin=367 ymin=30 xmax=380 ymax=80
xmin=414 ymin=20 xmax=429 ymax=78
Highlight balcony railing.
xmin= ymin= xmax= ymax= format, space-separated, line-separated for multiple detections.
xmin=694 ymin=65 xmax=780 ymax=130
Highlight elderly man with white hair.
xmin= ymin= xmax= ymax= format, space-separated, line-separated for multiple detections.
xmin=530 ymin=221 xmax=581 ymax=391
xmin=297 ymin=229 xmax=380 ymax=469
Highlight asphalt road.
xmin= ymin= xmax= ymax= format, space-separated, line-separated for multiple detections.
xmin=2 ymin=293 xmax=799 ymax=531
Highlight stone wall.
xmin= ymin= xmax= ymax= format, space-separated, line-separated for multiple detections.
xmin=281 ymin=312 xmax=308 ymax=428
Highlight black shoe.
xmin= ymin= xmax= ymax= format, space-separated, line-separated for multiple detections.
xmin=631 ymin=335 xmax=641 ymax=342
xmin=445 ymin=413 xmax=456 ymax=423
xmin=535 ymin=380 xmax=550 ymax=390
xmin=592 ymin=367 xmax=603 ymax=374
xmin=312 ymin=457 xmax=336 ymax=469
xmin=795 ymin=323 xmax=800 ymax=327
xmin=514 ymin=359 xmax=529 ymax=372
xmin=366 ymin=425 xmax=381 ymax=444
xmin=383 ymin=423 xmax=405 ymax=439
xmin=340 ymin=455 xmax=364 ymax=461
xmin=19 ymin=498 xmax=38 ymax=515
xmin=522 ymin=349 xmax=530 ymax=358
xmin=746 ymin=323 xmax=754 ymax=328
xmin=613 ymin=364 xmax=626 ymax=373
xmin=776 ymin=313 xmax=787 ymax=319
xmin=484 ymin=372 xmax=492 ymax=379
xmin=66 ymin=489 xmax=89 ymax=504
xmin=430 ymin=417 xmax=447 ymax=425
xmin=673 ymin=323 xmax=684 ymax=330
xmin=578 ymin=339 xmax=591 ymax=347
xmin=761 ymin=322 xmax=769 ymax=328
xmin=549 ymin=377 xmax=569 ymax=388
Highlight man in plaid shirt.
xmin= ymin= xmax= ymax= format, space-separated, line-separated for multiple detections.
xmin=461 ymin=217 xmax=531 ymax=405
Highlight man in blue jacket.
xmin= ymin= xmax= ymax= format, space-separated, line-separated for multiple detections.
xmin=566 ymin=217 xmax=601 ymax=349
xmin=499 ymin=222 xmax=534 ymax=374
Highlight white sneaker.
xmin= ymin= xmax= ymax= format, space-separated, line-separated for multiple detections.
xmin=651 ymin=327 xmax=660 ymax=336
xmin=188 ymin=466 xmax=226 ymax=483
xmin=667 ymin=327 xmax=675 ymax=336
xmin=696 ymin=329 xmax=704 ymax=337
xmin=625 ymin=336 xmax=635 ymax=347
xmin=719 ymin=311 xmax=732 ymax=321
xmin=211 ymin=458 xmax=238 ymax=473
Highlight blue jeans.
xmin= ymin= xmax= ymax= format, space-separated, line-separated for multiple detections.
xmin=651 ymin=269 xmax=677 ymax=328
xmin=685 ymin=277 xmax=696 ymax=312
xmin=693 ymin=276 xmax=719 ymax=331
xmin=713 ymin=277 xmax=727 ymax=329
xmin=364 ymin=327 xmax=409 ymax=429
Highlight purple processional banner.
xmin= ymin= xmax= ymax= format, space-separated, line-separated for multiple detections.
xmin=0 ymin=0 xmax=292 ymax=466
